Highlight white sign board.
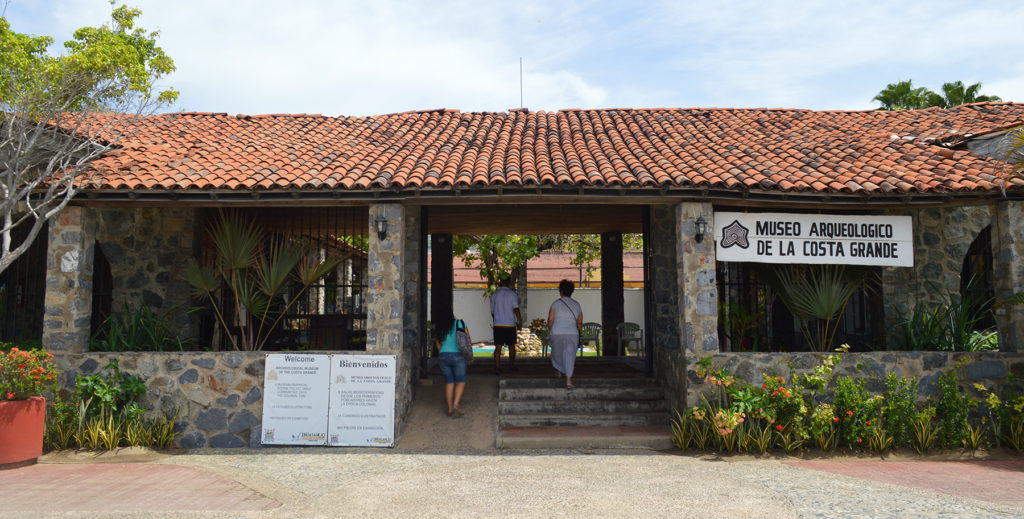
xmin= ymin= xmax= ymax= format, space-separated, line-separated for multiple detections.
xmin=714 ymin=212 xmax=913 ymax=267
xmin=328 ymin=355 xmax=396 ymax=447
xmin=261 ymin=354 xmax=331 ymax=445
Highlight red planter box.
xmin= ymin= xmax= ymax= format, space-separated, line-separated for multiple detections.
xmin=0 ymin=396 xmax=46 ymax=469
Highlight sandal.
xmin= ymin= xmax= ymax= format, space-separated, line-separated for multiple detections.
xmin=566 ymin=383 xmax=575 ymax=390
xmin=453 ymin=405 xmax=465 ymax=416
xmin=447 ymin=409 xmax=454 ymax=417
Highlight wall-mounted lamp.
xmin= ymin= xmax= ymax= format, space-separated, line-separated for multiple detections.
xmin=374 ymin=215 xmax=388 ymax=241
xmin=694 ymin=216 xmax=708 ymax=243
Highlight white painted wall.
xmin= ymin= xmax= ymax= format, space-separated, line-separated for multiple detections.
xmin=428 ymin=288 xmax=646 ymax=342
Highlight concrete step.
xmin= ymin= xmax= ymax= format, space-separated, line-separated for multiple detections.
xmin=499 ymin=377 xmax=660 ymax=389
xmin=499 ymin=385 xmax=665 ymax=402
xmin=496 ymin=426 xmax=674 ymax=450
xmin=499 ymin=411 xmax=670 ymax=428
xmin=498 ymin=398 xmax=668 ymax=415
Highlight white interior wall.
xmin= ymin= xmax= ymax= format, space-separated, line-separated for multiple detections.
xmin=428 ymin=288 xmax=646 ymax=343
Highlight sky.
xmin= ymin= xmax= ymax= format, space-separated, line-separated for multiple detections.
xmin=4 ymin=0 xmax=1024 ymax=117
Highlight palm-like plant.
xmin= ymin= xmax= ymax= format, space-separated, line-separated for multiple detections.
xmin=183 ymin=211 xmax=339 ymax=351
xmin=873 ymin=80 xmax=938 ymax=110
xmin=756 ymin=264 xmax=871 ymax=352
xmin=938 ymin=81 xmax=1002 ymax=107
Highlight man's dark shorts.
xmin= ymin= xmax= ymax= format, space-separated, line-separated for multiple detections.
xmin=493 ymin=326 xmax=517 ymax=347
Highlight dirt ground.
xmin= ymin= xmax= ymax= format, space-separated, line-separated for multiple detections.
xmin=394 ymin=372 xmax=500 ymax=451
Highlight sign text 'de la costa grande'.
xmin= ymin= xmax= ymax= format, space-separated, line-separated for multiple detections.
xmin=712 ymin=212 xmax=913 ymax=267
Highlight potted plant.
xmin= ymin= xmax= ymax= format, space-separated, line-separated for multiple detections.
xmin=0 ymin=345 xmax=58 ymax=468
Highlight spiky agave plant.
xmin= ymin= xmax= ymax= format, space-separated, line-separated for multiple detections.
xmin=183 ymin=211 xmax=339 ymax=350
xmin=756 ymin=264 xmax=871 ymax=352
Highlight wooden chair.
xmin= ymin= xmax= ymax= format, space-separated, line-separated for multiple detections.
xmin=579 ymin=322 xmax=602 ymax=356
xmin=616 ymin=322 xmax=643 ymax=357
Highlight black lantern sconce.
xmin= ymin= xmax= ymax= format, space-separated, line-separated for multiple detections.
xmin=694 ymin=216 xmax=708 ymax=243
xmin=374 ymin=215 xmax=388 ymax=241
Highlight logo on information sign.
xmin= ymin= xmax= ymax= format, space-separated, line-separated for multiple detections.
xmin=263 ymin=429 xmax=274 ymax=442
xmin=720 ymin=220 xmax=750 ymax=249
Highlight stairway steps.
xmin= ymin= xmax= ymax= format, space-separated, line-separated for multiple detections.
xmin=498 ymin=399 xmax=667 ymax=414
xmin=497 ymin=426 xmax=674 ymax=450
xmin=499 ymin=411 xmax=669 ymax=427
xmin=496 ymin=376 xmax=672 ymax=450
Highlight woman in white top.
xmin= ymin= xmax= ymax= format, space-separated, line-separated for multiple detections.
xmin=547 ymin=279 xmax=583 ymax=389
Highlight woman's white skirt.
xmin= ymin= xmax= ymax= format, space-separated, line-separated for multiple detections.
xmin=549 ymin=333 xmax=578 ymax=377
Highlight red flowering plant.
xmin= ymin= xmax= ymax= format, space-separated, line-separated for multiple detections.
xmin=760 ymin=373 xmax=809 ymax=443
xmin=0 ymin=345 xmax=59 ymax=401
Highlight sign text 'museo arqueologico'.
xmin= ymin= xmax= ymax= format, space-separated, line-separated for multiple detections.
xmin=713 ymin=212 xmax=913 ymax=267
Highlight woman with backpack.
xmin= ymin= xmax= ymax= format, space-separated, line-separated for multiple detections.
xmin=433 ymin=310 xmax=472 ymax=417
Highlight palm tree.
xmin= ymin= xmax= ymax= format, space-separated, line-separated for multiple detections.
xmin=937 ymin=81 xmax=1002 ymax=107
xmin=872 ymin=80 xmax=940 ymax=110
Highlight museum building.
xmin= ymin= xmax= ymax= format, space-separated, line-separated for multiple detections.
xmin=5 ymin=104 xmax=1024 ymax=447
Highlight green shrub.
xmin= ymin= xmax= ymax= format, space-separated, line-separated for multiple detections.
xmin=44 ymin=359 xmax=179 ymax=451
xmin=832 ymin=376 xmax=882 ymax=449
xmin=933 ymin=370 xmax=970 ymax=449
xmin=881 ymin=373 xmax=918 ymax=448
xmin=91 ymin=303 xmax=196 ymax=352
xmin=894 ymin=286 xmax=994 ymax=351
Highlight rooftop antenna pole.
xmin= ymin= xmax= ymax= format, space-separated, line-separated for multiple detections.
xmin=519 ymin=57 xmax=523 ymax=109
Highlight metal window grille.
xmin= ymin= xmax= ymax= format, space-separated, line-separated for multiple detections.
xmin=197 ymin=207 xmax=369 ymax=350
xmin=716 ymin=261 xmax=882 ymax=352
xmin=0 ymin=221 xmax=48 ymax=345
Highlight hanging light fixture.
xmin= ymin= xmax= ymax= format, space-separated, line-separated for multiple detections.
xmin=695 ymin=216 xmax=708 ymax=243
xmin=374 ymin=215 xmax=388 ymax=241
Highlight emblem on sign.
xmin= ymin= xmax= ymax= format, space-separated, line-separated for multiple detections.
xmin=720 ymin=220 xmax=750 ymax=249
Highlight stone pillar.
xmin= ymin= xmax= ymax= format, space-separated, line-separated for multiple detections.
xmin=367 ymin=203 xmax=420 ymax=437
xmin=676 ymin=202 xmax=718 ymax=405
xmin=42 ymin=207 xmax=96 ymax=352
xmin=648 ymin=205 xmax=684 ymax=411
xmin=600 ymin=232 xmax=624 ymax=356
xmin=366 ymin=204 xmax=406 ymax=354
xmin=993 ymin=201 xmax=1024 ymax=352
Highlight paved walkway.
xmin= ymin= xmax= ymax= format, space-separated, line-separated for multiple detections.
xmin=2 ymin=449 xmax=1023 ymax=518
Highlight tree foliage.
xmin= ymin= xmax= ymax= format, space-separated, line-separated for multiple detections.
xmin=0 ymin=2 xmax=177 ymax=274
xmin=453 ymin=233 xmax=643 ymax=292
xmin=873 ymin=79 xmax=1001 ymax=111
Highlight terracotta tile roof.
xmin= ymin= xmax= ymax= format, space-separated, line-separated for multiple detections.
xmin=80 ymin=103 xmax=1024 ymax=196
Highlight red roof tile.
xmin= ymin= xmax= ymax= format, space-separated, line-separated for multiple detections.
xmin=79 ymin=104 xmax=1024 ymax=195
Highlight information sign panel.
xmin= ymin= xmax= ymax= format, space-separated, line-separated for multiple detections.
xmin=713 ymin=212 xmax=913 ymax=267
xmin=327 ymin=354 xmax=396 ymax=447
xmin=260 ymin=353 xmax=330 ymax=445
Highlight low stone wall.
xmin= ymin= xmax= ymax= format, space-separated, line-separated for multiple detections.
xmin=684 ymin=351 xmax=1024 ymax=408
xmin=52 ymin=352 xmax=267 ymax=449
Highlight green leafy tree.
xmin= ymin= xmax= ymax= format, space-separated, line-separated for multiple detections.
xmin=872 ymin=80 xmax=939 ymax=110
xmin=936 ymin=81 xmax=1001 ymax=107
xmin=0 ymin=2 xmax=177 ymax=274
xmin=873 ymin=79 xmax=1002 ymax=111
xmin=453 ymin=233 xmax=643 ymax=292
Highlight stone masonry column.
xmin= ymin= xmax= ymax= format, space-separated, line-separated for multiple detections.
xmin=992 ymin=200 xmax=1024 ymax=352
xmin=366 ymin=203 xmax=406 ymax=354
xmin=675 ymin=202 xmax=718 ymax=405
xmin=42 ymin=206 xmax=96 ymax=352
xmin=366 ymin=203 xmax=421 ymax=436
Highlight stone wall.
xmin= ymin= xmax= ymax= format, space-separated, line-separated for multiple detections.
xmin=52 ymin=352 xmax=266 ymax=448
xmin=684 ymin=351 xmax=1024 ymax=410
xmin=93 ymin=207 xmax=197 ymax=335
xmin=993 ymin=201 xmax=1024 ymax=352
xmin=882 ymin=205 xmax=993 ymax=347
